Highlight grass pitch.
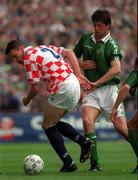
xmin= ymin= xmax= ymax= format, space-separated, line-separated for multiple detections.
xmin=0 ymin=141 xmax=137 ymax=180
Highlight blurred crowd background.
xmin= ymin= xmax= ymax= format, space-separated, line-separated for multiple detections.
xmin=0 ymin=0 xmax=137 ymax=116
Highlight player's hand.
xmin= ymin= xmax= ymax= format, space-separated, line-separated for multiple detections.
xmin=89 ymin=82 xmax=97 ymax=91
xmin=79 ymin=60 xmax=96 ymax=70
xmin=22 ymin=97 xmax=30 ymax=106
xmin=110 ymin=107 xmax=118 ymax=122
xmin=77 ymin=75 xmax=91 ymax=91
xmin=85 ymin=82 xmax=98 ymax=93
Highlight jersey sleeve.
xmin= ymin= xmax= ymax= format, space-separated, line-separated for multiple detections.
xmin=111 ymin=46 xmax=122 ymax=61
xmin=125 ymin=70 xmax=137 ymax=87
xmin=124 ymin=70 xmax=137 ymax=96
xmin=108 ymin=39 xmax=123 ymax=61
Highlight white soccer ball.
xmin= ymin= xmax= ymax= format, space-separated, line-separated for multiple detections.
xmin=23 ymin=154 xmax=44 ymax=175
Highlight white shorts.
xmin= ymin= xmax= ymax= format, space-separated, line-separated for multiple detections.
xmin=82 ymin=85 xmax=125 ymax=120
xmin=48 ymin=73 xmax=80 ymax=112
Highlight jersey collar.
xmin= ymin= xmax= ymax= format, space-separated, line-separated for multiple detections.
xmin=24 ymin=46 xmax=33 ymax=54
xmin=91 ymin=32 xmax=110 ymax=43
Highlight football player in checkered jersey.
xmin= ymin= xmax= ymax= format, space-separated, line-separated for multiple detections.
xmin=5 ymin=40 xmax=93 ymax=172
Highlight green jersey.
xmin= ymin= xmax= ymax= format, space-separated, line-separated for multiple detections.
xmin=124 ymin=69 xmax=138 ymax=96
xmin=73 ymin=32 xmax=122 ymax=86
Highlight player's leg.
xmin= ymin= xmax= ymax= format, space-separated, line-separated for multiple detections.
xmin=82 ymin=105 xmax=102 ymax=171
xmin=127 ymin=111 xmax=138 ymax=155
xmin=56 ymin=121 xmax=93 ymax=162
xmin=127 ymin=111 xmax=138 ymax=173
xmin=113 ymin=116 xmax=128 ymax=140
xmin=55 ymin=74 xmax=92 ymax=163
xmin=127 ymin=111 xmax=138 ymax=130
xmin=104 ymin=85 xmax=128 ymax=140
xmin=42 ymin=103 xmax=77 ymax=172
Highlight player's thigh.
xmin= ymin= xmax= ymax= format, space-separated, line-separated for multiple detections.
xmin=127 ymin=111 xmax=138 ymax=130
xmin=43 ymin=103 xmax=66 ymax=129
xmin=101 ymin=85 xmax=125 ymax=119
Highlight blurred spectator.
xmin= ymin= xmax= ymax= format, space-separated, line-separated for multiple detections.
xmin=0 ymin=0 xmax=137 ymax=114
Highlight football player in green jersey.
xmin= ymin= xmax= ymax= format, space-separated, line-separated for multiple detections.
xmin=111 ymin=57 xmax=138 ymax=174
xmin=73 ymin=9 xmax=128 ymax=171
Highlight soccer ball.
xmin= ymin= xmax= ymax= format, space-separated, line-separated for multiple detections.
xmin=23 ymin=154 xmax=44 ymax=175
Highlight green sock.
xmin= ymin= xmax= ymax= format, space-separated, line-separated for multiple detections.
xmin=128 ymin=129 xmax=138 ymax=157
xmin=86 ymin=132 xmax=100 ymax=167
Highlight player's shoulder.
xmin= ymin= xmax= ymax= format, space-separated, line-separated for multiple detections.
xmin=79 ymin=32 xmax=93 ymax=43
xmin=106 ymin=36 xmax=120 ymax=49
xmin=82 ymin=32 xmax=93 ymax=38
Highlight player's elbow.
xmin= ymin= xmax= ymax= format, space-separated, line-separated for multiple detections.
xmin=111 ymin=61 xmax=121 ymax=75
xmin=62 ymin=49 xmax=73 ymax=57
xmin=113 ymin=66 xmax=121 ymax=75
xmin=115 ymin=68 xmax=121 ymax=75
xmin=112 ymin=68 xmax=120 ymax=76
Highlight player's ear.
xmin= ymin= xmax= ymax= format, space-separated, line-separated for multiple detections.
xmin=106 ymin=24 xmax=111 ymax=30
xmin=20 ymin=45 xmax=24 ymax=51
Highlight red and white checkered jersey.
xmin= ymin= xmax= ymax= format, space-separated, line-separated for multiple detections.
xmin=23 ymin=45 xmax=73 ymax=93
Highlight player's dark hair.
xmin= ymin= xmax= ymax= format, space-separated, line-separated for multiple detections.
xmin=91 ymin=9 xmax=111 ymax=26
xmin=5 ymin=40 xmax=23 ymax=55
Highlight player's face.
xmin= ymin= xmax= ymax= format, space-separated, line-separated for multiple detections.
xmin=93 ymin=22 xmax=110 ymax=40
xmin=9 ymin=46 xmax=24 ymax=64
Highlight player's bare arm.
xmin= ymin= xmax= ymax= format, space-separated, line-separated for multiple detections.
xmin=111 ymin=83 xmax=130 ymax=122
xmin=93 ymin=60 xmax=121 ymax=88
xmin=62 ymin=49 xmax=82 ymax=77
xmin=62 ymin=49 xmax=91 ymax=90
xmin=79 ymin=60 xmax=96 ymax=70
xmin=23 ymin=84 xmax=38 ymax=106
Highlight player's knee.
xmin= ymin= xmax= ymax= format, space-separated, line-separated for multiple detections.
xmin=42 ymin=121 xmax=56 ymax=130
xmin=42 ymin=122 xmax=46 ymax=130
xmin=83 ymin=116 xmax=94 ymax=129
xmin=42 ymin=121 xmax=50 ymax=130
